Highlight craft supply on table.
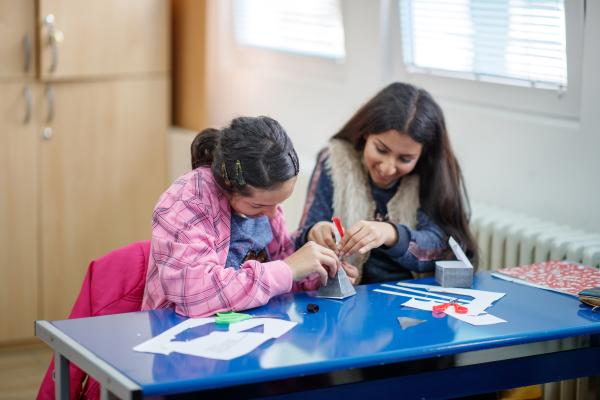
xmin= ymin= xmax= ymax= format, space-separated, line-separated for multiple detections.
xmin=435 ymin=236 xmax=474 ymax=288
xmin=314 ymin=216 xmax=356 ymax=299
xmin=214 ymin=312 xmax=252 ymax=325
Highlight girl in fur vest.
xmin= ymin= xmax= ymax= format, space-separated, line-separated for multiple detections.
xmin=142 ymin=116 xmax=340 ymax=317
xmin=295 ymin=82 xmax=478 ymax=284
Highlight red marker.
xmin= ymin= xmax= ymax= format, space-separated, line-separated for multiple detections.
xmin=332 ymin=216 xmax=344 ymax=242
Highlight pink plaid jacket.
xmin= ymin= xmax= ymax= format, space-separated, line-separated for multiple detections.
xmin=142 ymin=167 xmax=318 ymax=317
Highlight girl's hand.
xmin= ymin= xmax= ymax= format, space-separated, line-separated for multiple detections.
xmin=339 ymin=221 xmax=397 ymax=257
xmin=341 ymin=261 xmax=359 ymax=285
xmin=307 ymin=221 xmax=338 ymax=252
xmin=284 ymin=241 xmax=340 ymax=286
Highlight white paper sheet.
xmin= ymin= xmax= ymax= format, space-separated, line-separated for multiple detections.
xmin=374 ymin=282 xmax=507 ymax=325
xmin=134 ymin=317 xmax=297 ymax=360
xmin=134 ymin=318 xmax=214 ymax=355
xmin=449 ymin=236 xmax=475 ymax=269
xmin=380 ymin=284 xmax=469 ymax=303
xmin=373 ymin=288 xmax=450 ymax=304
xmin=402 ymin=298 xmax=506 ymax=325
xmin=395 ymin=282 xmax=505 ymax=316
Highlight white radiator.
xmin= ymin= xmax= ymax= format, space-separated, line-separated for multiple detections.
xmin=471 ymin=203 xmax=600 ymax=271
xmin=470 ymin=203 xmax=600 ymax=400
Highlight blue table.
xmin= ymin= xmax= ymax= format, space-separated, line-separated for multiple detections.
xmin=36 ymin=272 xmax=600 ymax=399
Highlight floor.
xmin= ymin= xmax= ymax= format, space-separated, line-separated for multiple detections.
xmin=0 ymin=341 xmax=52 ymax=400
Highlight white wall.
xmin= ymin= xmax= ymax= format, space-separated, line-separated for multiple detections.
xmin=435 ymin=0 xmax=600 ymax=234
xmin=195 ymin=0 xmax=599 ymax=233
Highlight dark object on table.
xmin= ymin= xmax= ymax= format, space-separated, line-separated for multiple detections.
xmin=579 ymin=287 xmax=600 ymax=311
xmin=306 ymin=303 xmax=319 ymax=313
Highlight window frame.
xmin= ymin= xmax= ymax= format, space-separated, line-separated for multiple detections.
xmin=390 ymin=0 xmax=584 ymax=120
xmin=220 ymin=0 xmax=349 ymax=83
xmin=232 ymin=0 xmax=347 ymax=62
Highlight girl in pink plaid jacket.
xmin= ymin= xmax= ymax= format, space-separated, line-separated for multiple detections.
xmin=142 ymin=116 xmax=345 ymax=317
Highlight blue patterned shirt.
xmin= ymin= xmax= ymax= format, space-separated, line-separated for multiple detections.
xmin=295 ymin=149 xmax=448 ymax=283
xmin=226 ymin=214 xmax=273 ymax=269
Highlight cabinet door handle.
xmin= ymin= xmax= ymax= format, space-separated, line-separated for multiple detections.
xmin=41 ymin=127 xmax=53 ymax=141
xmin=23 ymin=33 xmax=32 ymax=73
xmin=24 ymin=86 xmax=32 ymax=124
xmin=46 ymin=85 xmax=54 ymax=123
xmin=43 ymin=14 xmax=64 ymax=73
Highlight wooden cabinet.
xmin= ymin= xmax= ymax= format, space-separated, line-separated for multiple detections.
xmin=40 ymin=79 xmax=167 ymax=320
xmin=0 ymin=0 xmax=38 ymax=339
xmin=0 ymin=1 xmax=169 ymax=340
xmin=172 ymin=0 xmax=208 ymax=130
xmin=0 ymin=0 xmax=36 ymax=79
xmin=0 ymin=82 xmax=39 ymax=341
xmin=38 ymin=0 xmax=169 ymax=80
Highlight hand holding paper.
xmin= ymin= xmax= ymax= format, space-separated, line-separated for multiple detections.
xmin=284 ymin=241 xmax=339 ymax=286
xmin=307 ymin=221 xmax=339 ymax=252
xmin=341 ymin=261 xmax=359 ymax=285
xmin=314 ymin=217 xmax=357 ymax=299
xmin=339 ymin=220 xmax=397 ymax=257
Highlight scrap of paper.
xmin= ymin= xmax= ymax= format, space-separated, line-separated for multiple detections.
xmin=397 ymin=317 xmax=426 ymax=330
xmin=374 ymin=282 xmax=507 ymax=325
xmin=382 ymin=284 xmax=469 ymax=303
xmin=402 ymin=298 xmax=506 ymax=325
xmin=395 ymin=282 xmax=505 ymax=316
xmin=134 ymin=317 xmax=297 ymax=360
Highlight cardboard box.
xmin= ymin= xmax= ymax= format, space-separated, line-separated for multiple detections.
xmin=435 ymin=237 xmax=474 ymax=288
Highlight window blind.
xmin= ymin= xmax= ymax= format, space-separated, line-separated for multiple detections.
xmin=400 ymin=0 xmax=567 ymax=89
xmin=233 ymin=0 xmax=346 ymax=60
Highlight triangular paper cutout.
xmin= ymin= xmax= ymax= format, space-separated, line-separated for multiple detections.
xmin=239 ymin=324 xmax=265 ymax=334
xmin=173 ymin=324 xmax=223 ymax=341
xmin=397 ymin=317 xmax=426 ymax=330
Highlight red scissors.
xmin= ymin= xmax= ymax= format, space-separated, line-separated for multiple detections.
xmin=432 ymin=299 xmax=468 ymax=314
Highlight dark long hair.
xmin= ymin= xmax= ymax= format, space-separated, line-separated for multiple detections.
xmin=191 ymin=116 xmax=299 ymax=196
xmin=334 ymin=82 xmax=478 ymax=264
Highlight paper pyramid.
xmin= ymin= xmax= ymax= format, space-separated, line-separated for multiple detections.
xmin=314 ymin=266 xmax=356 ymax=299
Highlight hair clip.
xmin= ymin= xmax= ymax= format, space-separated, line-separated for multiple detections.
xmin=234 ymin=160 xmax=246 ymax=186
xmin=221 ymin=161 xmax=231 ymax=186
xmin=288 ymin=151 xmax=299 ymax=175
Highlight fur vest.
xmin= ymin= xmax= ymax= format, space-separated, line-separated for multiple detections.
xmin=326 ymin=139 xmax=420 ymax=282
